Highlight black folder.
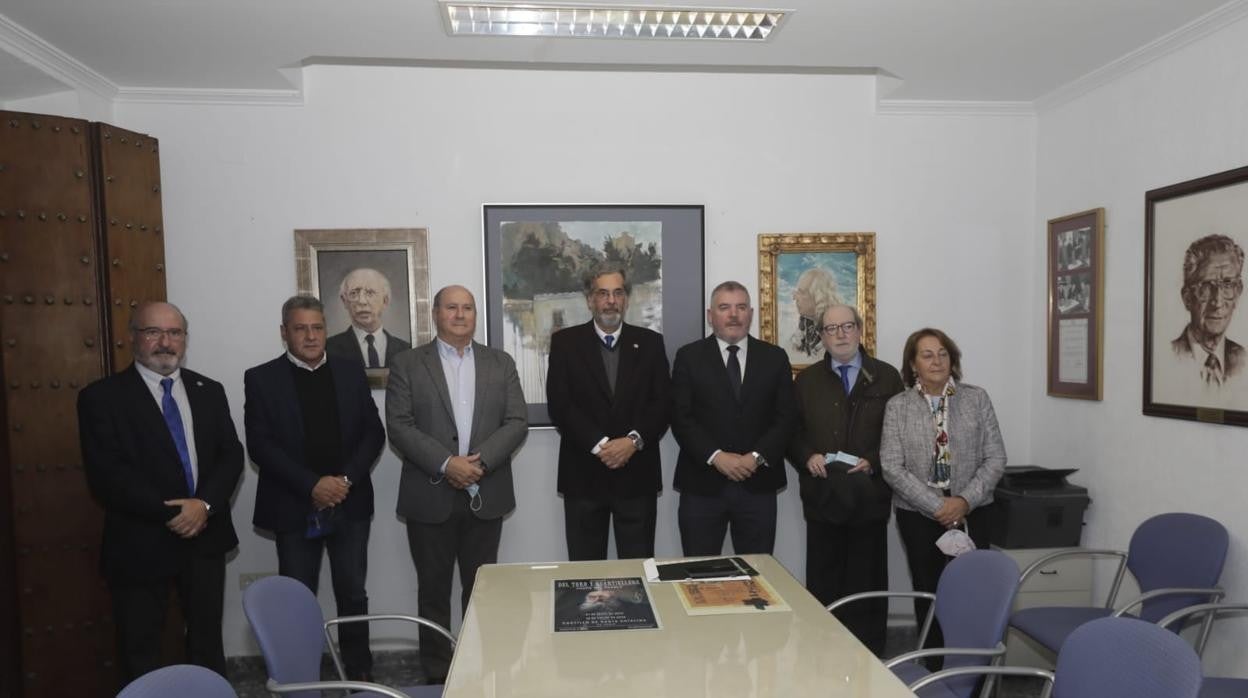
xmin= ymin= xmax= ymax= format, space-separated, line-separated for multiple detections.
xmin=655 ymin=556 xmax=759 ymax=581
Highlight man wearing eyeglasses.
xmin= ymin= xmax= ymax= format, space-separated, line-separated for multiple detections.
xmin=1171 ymin=234 xmax=1246 ymax=387
xmin=546 ymin=267 xmax=671 ymax=560
xmin=787 ymin=304 xmax=902 ymax=655
xmin=326 ymin=267 xmax=412 ymax=368
xmin=77 ymin=301 xmax=244 ymax=685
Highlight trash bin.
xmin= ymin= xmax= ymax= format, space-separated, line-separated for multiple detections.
xmin=988 ymin=465 xmax=1090 ymax=548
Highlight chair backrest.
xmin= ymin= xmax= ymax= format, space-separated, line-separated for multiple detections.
xmin=117 ymin=664 xmax=237 ymax=698
xmin=1053 ymin=616 xmax=1201 ymax=698
xmin=1127 ymin=512 xmax=1228 ymax=622
xmin=933 ymin=549 xmax=1021 ymax=697
xmin=241 ymin=575 xmax=327 ymax=698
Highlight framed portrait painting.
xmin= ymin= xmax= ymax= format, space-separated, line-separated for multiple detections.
xmin=483 ymin=204 xmax=705 ymax=427
xmin=757 ymin=233 xmax=876 ymax=373
xmin=1145 ymin=164 xmax=1248 ymax=425
xmin=294 ymin=228 xmax=433 ymax=388
xmin=1046 ymin=208 xmax=1104 ymax=400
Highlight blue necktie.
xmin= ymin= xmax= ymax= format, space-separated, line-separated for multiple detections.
xmin=603 ymin=335 xmax=615 ymax=349
xmin=160 ymin=377 xmax=196 ymax=495
xmin=838 ymin=365 xmax=853 ymax=395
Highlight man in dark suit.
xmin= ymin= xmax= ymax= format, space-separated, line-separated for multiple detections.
xmin=1170 ymin=234 xmax=1246 ymax=385
xmin=386 ymin=285 xmax=527 ymax=683
xmin=671 ymin=281 xmax=796 ymax=556
xmin=546 ymin=267 xmax=671 ymax=560
xmin=325 ymin=267 xmax=412 ymax=368
xmin=788 ymin=304 xmax=903 ymax=655
xmin=77 ymin=301 xmax=244 ymax=684
xmin=244 ymin=295 xmax=385 ymax=681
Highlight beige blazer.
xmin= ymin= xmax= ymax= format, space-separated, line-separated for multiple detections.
xmin=879 ymin=382 xmax=1007 ymax=517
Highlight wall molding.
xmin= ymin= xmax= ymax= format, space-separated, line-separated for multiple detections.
xmin=1034 ymin=0 xmax=1248 ymax=112
xmin=876 ymin=100 xmax=1035 ymax=117
xmin=115 ymin=87 xmax=304 ymax=106
xmin=0 ymin=11 xmax=116 ymax=101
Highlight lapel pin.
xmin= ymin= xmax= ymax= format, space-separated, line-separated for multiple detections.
xmin=196 ymin=381 xmax=204 ymax=387
xmin=633 ymin=343 xmax=639 ymax=349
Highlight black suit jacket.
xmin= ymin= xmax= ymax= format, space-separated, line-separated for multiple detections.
xmin=546 ymin=321 xmax=672 ymax=499
xmin=788 ymin=349 xmax=904 ymax=525
xmin=244 ymin=355 xmax=385 ymax=532
xmin=77 ymin=365 xmax=244 ymax=583
xmin=326 ymin=327 xmax=412 ymax=367
xmin=671 ymin=335 xmax=796 ymax=495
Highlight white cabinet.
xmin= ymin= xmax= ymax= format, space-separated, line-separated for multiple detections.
xmin=993 ymin=545 xmax=1094 ymax=668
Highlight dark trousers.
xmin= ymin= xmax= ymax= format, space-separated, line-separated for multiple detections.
xmin=563 ymin=494 xmax=657 ymax=560
xmin=678 ymin=482 xmax=777 ymax=556
xmin=276 ymin=517 xmax=372 ymax=679
xmin=806 ymin=518 xmax=889 ymax=656
xmin=109 ymin=554 xmax=226 ymax=685
xmin=895 ymin=504 xmax=994 ymax=662
xmin=405 ymin=494 xmax=503 ymax=682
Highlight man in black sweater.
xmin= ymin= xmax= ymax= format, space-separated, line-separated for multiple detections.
xmin=244 ymin=295 xmax=385 ymax=681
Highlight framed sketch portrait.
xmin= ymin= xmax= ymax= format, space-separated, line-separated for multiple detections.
xmin=1145 ymin=164 xmax=1248 ymax=426
xmin=1046 ymin=208 xmax=1104 ymax=400
xmin=483 ymin=204 xmax=705 ymax=426
xmin=757 ymin=233 xmax=876 ymax=373
xmin=294 ymin=228 xmax=432 ymax=388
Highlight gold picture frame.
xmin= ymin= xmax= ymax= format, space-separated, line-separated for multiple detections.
xmin=758 ymin=233 xmax=877 ymax=373
xmin=294 ymin=227 xmax=433 ymax=388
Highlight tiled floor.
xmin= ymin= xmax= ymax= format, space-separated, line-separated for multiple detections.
xmin=226 ymin=627 xmax=1050 ymax=697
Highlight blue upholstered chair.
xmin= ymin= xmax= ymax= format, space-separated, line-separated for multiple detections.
xmin=116 ymin=664 xmax=237 ymax=698
xmin=911 ymin=616 xmax=1203 ymax=698
xmin=242 ymin=574 xmax=454 ymax=697
xmin=1009 ymin=512 xmax=1228 ymax=658
xmin=829 ymin=549 xmax=1020 ymax=698
xmin=1159 ymin=601 xmax=1248 ymax=698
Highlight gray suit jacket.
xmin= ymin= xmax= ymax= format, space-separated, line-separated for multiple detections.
xmin=879 ymin=382 xmax=1007 ymax=517
xmin=386 ymin=340 xmax=528 ymax=523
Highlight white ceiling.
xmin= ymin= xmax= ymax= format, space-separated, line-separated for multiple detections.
xmin=0 ymin=0 xmax=1239 ymax=104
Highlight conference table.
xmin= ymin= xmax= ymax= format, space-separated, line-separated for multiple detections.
xmin=442 ymin=554 xmax=917 ymax=697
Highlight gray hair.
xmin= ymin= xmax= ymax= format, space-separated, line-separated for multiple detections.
xmin=710 ymin=280 xmax=750 ymax=305
xmin=821 ymin=303 xmax=862 ymax=328
xmin=583 ymin=266 xmax=632 ymax=297
xmin=339 ymin=268 xmax=392 ymax=299
xmin=281 ymin=295 xmax=324 ymax=325
xmin=1182 ymin=234 xmax=1245 ymax=288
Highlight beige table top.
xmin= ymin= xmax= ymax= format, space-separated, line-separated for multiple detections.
xmin=443 ymin=554 xmax=916 ymax=698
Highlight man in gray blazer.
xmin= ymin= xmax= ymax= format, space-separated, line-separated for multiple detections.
xmin=386 ymin=285 xmax=527 ymax=683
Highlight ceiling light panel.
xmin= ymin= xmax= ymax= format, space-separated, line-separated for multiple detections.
xmin=439 ymin=2 xmax=788 ymax=41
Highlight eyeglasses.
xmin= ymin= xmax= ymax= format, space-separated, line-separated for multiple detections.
xmin=1191 ymin=278 xmax=1243 ymax=301
xmin=820 ymin=322 xmax=858 ymax=335
xmin=134 ymin=327 xmax=186 ymax=341
xmin=344 ymin=288 xmax=380 ymax=301
xmin=593 ymin=289 xmax=627 ymax=300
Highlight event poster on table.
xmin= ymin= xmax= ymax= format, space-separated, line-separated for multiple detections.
xmin=553 ymin=577 xmax=660 ymax=632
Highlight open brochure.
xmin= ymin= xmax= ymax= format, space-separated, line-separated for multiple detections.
xmin=673 ymin=575 xmax=791 ymax=616
xmin=552 ymin=577 xmax=661 ymax=632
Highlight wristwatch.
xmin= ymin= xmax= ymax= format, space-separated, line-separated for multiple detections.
xmin=628 ymin=432 xmax=645 ymax=451
xmin=201 ymin=500 xmax=212 ymax=516
xmin=752 ymin=451 xmax=768 ymax=468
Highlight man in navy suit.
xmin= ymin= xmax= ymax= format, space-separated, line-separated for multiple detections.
xmin=244 ymin=295 xmax=385 ymax=681
xmin=325 ymin=267 xmax=412 ymax=368
xmin=78 ymin=301 xmax=244 ymax=684
xmin=671 ymin=281 xmax=796 ymax=556
xmin=546 ymin=267 xmax=671 ymax=560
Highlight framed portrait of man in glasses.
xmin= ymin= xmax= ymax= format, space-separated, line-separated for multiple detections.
xmin=294 ymin=228 xmax=433 ymax=388
xmin=1145 ymin=164 xmax=1248 ymax=425
xmin=757 ymin=233 xmax=877 ymax=374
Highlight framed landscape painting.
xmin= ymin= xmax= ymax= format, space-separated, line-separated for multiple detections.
xmin=483 ymin=204 xmax=705 ymax=426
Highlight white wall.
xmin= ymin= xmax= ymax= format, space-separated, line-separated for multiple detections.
xmin=76 ymin=65 xmax=1036 ymax=656
xmin=1033 ymin=13 xmax=1248 ymax=678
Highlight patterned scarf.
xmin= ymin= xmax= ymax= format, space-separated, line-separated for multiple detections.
xmin=919 ymin=378 xmax=957 ymax=488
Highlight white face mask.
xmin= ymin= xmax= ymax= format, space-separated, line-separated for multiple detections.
xmin=936 ymin=526 xmax=976 ymax=557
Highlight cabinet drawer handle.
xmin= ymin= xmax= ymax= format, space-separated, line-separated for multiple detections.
xmin=1039 ymin=570 xmax=1059 ymax=575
